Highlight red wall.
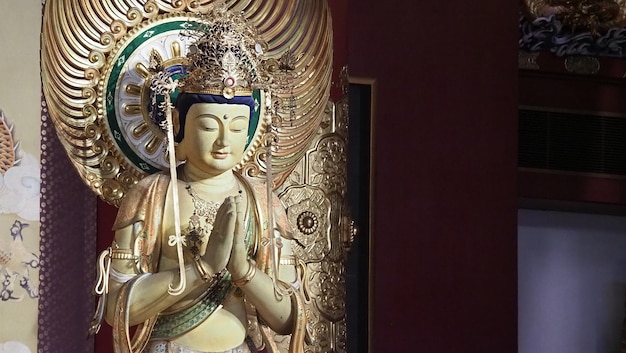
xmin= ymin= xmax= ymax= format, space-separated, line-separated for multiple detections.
xmin=348 ymin=2 xmax=519 ymax=352
xmin=520 ymin=72 xmax=626 ymax=113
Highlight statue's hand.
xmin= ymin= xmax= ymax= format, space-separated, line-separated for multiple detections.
xmin=201 ymin=196 xmax=237 ymax=274
xmin=227 ymin=194 xmax=248 ymax=279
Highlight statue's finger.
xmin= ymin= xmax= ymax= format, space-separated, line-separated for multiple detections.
xmin=234 ymin=195 xmax=245 ymax=236
xmin=211 ymin=198 xmax=230 ymax=232
xmin=213 ymin=197 xmax=235 ymax=234
xmin=223 ymin=197 xmax=237 ymax=239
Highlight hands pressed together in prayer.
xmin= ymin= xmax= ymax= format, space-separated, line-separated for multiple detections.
xmin=200 ymin=194 xmax=249 ymax=279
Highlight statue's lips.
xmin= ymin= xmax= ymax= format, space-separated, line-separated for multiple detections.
xmin=212 ymin=152 xmax=229 ymax=159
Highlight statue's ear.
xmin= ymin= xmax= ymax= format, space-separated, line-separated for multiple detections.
xmin=172 ymin=108 xmax=181 ymax=137
xmin=173 ymin=109 xmax=188 ymax=161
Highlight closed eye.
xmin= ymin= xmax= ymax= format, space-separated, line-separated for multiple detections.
xmin=230 ymin=116 xmax=248 ymax=133
xmin=198 ymin=119 xmax=219 ymax=131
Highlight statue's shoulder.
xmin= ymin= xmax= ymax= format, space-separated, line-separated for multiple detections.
xmin=241 ymin=175 xmax=265 ymax=192
xmin=239 ymin=174 xmax=293 ymax=239
xmin=130 ymin=172 xmax=170 ymax=196
xmin=239 ymin=175 xmax=274 ymax=205
xmin=113 ymin=173 xmax=170 ymax=230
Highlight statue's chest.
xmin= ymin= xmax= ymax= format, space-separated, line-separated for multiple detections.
xmin=158 ymin=201 xmax=256 ymax=269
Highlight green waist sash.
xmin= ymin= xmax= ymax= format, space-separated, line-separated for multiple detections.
xmin=150 ymin=271 xmax=233 ymax=340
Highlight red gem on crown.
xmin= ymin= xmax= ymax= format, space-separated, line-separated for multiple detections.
xmin=224 ymin=77 xmax=235 ymax=87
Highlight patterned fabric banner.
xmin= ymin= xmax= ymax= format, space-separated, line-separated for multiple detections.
xmin=0 ymin=2 xmax=97 ymax=353
xmin=0 ymin=2 xmax=44 ymax=353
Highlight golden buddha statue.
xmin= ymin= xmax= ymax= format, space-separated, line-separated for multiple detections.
xmin=41 ymin=1 xmax=350 ymax=352
xmin=91 ymin=8 xmax=307 ymax=353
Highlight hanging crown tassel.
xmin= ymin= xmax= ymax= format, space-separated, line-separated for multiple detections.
xmin=163 ymin=94 xmax=187 ymax=296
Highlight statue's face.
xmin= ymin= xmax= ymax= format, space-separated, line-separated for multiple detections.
xmin=179 ymin=102 xmax=250 ymax=175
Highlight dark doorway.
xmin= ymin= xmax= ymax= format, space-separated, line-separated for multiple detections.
xmin=346 ymin=79 xmax=374 ymax=353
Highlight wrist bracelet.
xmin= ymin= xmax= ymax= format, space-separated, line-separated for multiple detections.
xmin=279 ymin=255 xmax=297 ymax=266
xmin=232 ymin=260 xmax=257 ymax=287
xmin=109 ymin=248 xmax=138 ymax=261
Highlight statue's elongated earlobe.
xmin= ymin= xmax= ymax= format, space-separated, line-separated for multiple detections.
xmin=174 ymin=141 xmax=187 ymax=162
xmin=172 ymin=109 xmax=181 ymax=139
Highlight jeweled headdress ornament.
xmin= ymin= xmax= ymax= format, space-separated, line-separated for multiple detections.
xmin=147 ymin=7 xmax=269 ymax=143
xmin=180 ymin=7 xmax=267 ymax=98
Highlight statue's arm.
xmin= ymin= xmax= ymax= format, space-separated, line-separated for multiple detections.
xmin=227 ymin=194 xmax=298 ymax=335
xmin=103 ymin=224 xmax=210 ymax=326
xmin=234 ymin=241 xmax=297 ymax=335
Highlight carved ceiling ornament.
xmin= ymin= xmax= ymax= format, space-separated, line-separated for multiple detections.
xmin=523 ymin=0 xmax=626 ymax=34
xmin=519 ymin=1 xmax=626 ymax=58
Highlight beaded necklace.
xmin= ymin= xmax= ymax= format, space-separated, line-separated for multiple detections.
xmin=182 ymin=175 xmax=243 ymax=258
xmin=183 ymin=181 xmax=222 ymax=258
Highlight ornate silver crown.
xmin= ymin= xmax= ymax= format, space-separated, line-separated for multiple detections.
xmin=180 ymin=7 xmax=268 ymax=99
